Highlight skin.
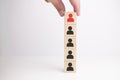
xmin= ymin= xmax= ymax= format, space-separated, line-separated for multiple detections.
xmin=45 ymin=0 xmax=80 ymax=17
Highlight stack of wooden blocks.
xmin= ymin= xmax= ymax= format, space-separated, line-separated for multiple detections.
xmin=64 ymin=12 xmax=77 ymax=73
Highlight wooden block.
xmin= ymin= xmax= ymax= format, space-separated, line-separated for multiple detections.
xmin=64 ymin=36 xmax=76 ymax=49
xmin=64 ymin=49 xmax=76 ymax=61
xmin=64 ymin=24 xmax=76 ymax=37
xmin=64 ymin=12 xmax=77 ymax=25
xmin=64 ymin=61 xmax=76 ymax=73
xmin=64 ymin=12 xmax=77 ymax=73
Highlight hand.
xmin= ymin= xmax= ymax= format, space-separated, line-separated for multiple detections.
xmin=45 ymin=0 xmax=80 ymax=16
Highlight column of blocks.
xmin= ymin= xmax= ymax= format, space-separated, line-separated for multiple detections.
xmin=64 ymin=12 xmax=77 ymax=73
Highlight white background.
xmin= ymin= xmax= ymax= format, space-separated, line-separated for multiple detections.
xmin=0 ymin=0 xmax=120 ymax=80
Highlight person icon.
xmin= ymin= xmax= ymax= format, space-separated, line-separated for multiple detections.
xmin=67 ymin=50 xmax=74 ymax=59
xmin=67 ymin=13 xmax=74 ymax=22
xmin=67 ymin=38 xmax=74 ymax=47
xmin=67 ymin=63 xmax=74 ymax=71
xmin=67 ymin=26 xmax=74 ymax=35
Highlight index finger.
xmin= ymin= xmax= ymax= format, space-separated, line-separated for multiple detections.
xmin=69 ymin=0 xmax=80 ymax=16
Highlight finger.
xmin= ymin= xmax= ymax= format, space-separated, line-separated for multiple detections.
xmin=45 ymin=0 xmax=50 ymax=3
xmin=50 ymin=0 xmax=65 ymax=16
xmin=69 ymin=0 xmax=80 ymax=16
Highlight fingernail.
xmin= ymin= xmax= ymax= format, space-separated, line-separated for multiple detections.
xmin=77 ymin=12 xmax=80 ymax=16
xmin=59 ymin=10 xmax=65 ymax=17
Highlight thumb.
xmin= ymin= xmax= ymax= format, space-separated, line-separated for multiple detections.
xmin=49 ymin=0 xmax=65 ymax=16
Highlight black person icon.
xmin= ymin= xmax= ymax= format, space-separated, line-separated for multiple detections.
xmin=67 ymin=50 xmax=74 ymax=59
xmin=67 ymin=38 xmax=74 ymax=47
xmin=67 ymin=63 xmax=74 ymax=71
xmin=67 ymin=26 xmax=74 ymax=35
